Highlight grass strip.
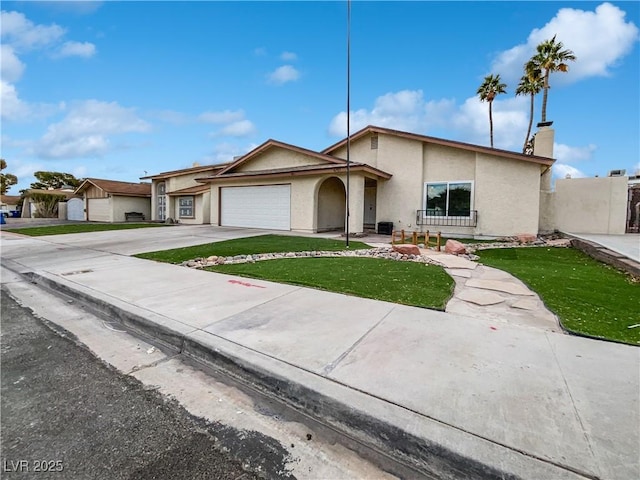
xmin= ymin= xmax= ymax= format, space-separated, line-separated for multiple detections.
xmin=210 ymin=257 xmax=454 ymax=310
xmin=4 ymin=223 xmax=167 ymax=236
xmin=477 ymin=247 xmax=640 ymax=345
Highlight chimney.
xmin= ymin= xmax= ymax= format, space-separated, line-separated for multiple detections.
xmin=533 ymin=124 xmax=554 ymax=159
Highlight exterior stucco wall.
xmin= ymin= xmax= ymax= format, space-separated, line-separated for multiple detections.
xmin=172 ymin=193 xmax=209 ymax=224
xmin=474 ymin=155 xmax=541 ymax=236
xmin=236 ymin=149 xmax=327 ymax=173
xmin=209 ymin=173 xmax=365 ymax=233
xmin=330 ymin=134 xmax=379 ymax=168
xmin=554 ymin=176 xmax=628 ymax=234
xmin=374 ymin=134 xmax=423 ymax=230
xmin=167 ymin=172 xmax=208 ymax=191
xmin=113 ymin=196 xmax=151 ymax=222
xmin=423 ymin=144 xmax=476 ymax=182
xmin=210 ymin=177 xmax=317 ymax=232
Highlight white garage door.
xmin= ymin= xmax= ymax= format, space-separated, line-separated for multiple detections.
xmin=221 ymin=185 xmax=290 ymax=230
xmin=87 ymin=198 xmax=111 ymax=222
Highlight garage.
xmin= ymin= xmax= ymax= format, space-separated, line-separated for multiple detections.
xmin=221 ymin=185 xmax=290 ymax=230
xmin=87 ymin=198 xmax=111 ymax=222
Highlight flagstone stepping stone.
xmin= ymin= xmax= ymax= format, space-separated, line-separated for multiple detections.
xmin=457 ymin=289 xmax=505 ymax=306
xmin=465 ymin=278 xmax=535 ymax=296
xmin=421 ymin=252 xmax=478 ymax=270
xmin=511 ymin=298 xmax=540 ymax=311
xmin=445 ymin=268 xmax=473 ymax=278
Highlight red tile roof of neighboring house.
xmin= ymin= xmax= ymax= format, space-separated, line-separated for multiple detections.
xmin=140 ymin=163 xmax=230 ymax=180
xmin=322 ymin=125 xmax=555 ymax=166
xmin=1 ymin=195 xmax=21 ymax=204
xmin=75 ymin=178 xmax=151 ymax=197
xmin=24 ymin=189 xmax=81 ymax=200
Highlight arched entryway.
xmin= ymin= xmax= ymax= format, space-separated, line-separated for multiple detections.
xmin=317 ymin=177 xmax=346 ymax=232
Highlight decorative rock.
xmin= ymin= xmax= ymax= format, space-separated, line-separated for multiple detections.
xmin=516 ymin=233 xmax=538 ymax=244
xmin=207 ymin=255 xmax=218 ymax=262
xmin=393 ymin=244 xmax=420 ymax=255
xmin=445 ymin=239 xmax=467 ymax=255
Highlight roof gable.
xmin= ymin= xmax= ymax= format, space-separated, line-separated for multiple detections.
xmin=216 ymin=139 xmax=346 ymax=176
xmin=322 ymin=125 xmax=555 ymax=166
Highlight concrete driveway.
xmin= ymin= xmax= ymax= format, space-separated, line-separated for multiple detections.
xmin=566 ymin=232 xmax=640 ymax=262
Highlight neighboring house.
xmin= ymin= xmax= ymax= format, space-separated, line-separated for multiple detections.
xmin=75 ymin=178 xmax=151 ymax=222
xmin=195 ymin=125 xmax=556 ymax=237
xmin=140 ymin=164 xmax=229 ymax=224
xmin=21 ymin=188 xmax=80 ymax=218
xmin=1 ymin=195 xmax=21 ymax=215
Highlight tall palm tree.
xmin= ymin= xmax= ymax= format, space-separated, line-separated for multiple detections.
xmin=529 ymin=35 xmax=576 ymax=123
xmin=515 ymin=66 xmax=544 ymax=153
xmin=477 ymin=74 xmax=507 ymax=147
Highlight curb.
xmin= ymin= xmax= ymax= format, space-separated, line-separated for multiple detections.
xmin=13 ymin=265 xmax=595 ymax=480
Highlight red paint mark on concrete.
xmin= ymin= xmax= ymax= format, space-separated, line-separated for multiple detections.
xmin=490 ymin=326 xmax=497 ymax=331
xmin=228 ymin=279 xmax=266 ymax=289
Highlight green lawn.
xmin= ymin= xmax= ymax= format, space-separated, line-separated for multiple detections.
xmin=3 ymin=223 xmax=167 ymax=236
xmin=135 ymin=234 xmax=371 ymax=264
xmin=478 ymin=247 xmax=640 ymax=345
xmin=211 ymin=257 xmax=454 ymax=310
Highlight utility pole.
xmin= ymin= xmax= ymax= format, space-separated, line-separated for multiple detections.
xmin=345 ymin=0 xmax=351 ymax=248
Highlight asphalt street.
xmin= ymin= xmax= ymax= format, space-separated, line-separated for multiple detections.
xmin=0 ymin=289 xmax=290 ymax=480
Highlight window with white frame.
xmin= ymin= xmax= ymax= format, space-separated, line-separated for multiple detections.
xmin=178 ymin=196 xmax=194 ymax=218
xmin=424 ymin=181 xmax=473 ymax=217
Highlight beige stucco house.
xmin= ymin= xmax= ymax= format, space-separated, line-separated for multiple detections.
xmin=75 ymin=178 xmax=151 ymax=222
xmin=195 ymin=125 xmax=556 ymax=237
xmin=141 ymin=164 xmax=229 ymax=224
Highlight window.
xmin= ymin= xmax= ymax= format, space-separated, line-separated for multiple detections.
xmin=179 ymin=196 xmax=194 ymax=218
xmin=424 ymin=181 xmax=472 ymax=217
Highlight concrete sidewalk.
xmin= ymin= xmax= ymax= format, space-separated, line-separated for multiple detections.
xmin=1 ymin=228 xmax=638 ymax=479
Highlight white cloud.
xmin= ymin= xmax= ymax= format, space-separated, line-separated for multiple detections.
xmin=328 ymin=89 xmax=528 ymax=150
xmin=267 ymin=65 xmax=300 ymax=85
xmin=280 ymin=51 xmax=297 ymax=61
xmin=199 ymin=109 xmax=245 ymax=124
xmin=0 ymin=80 xmax=30 ymax=120
xmin=34 ymin=100 xmax=151 ymax=159
xmin=553 ymin=163 xmax=587 ymax=179
xmin=54 ymin=41 xmax=96 ymax=59
xmin=1 ymin=45 xmax=25 ymax=83
xmin=254 ymin=47 xmax=267 ymax=56
xmin=554 ymin=143 xmax=597 ymax=163
xmin=206 ymin=142 xmax=259 ymax=164
xmin=491 ymin=2 xmax=639 ymax=85
xmin=216 ymin=120 xmax=256 ymax=137
xmin=0 ymin=10 xmax=65 ymax=51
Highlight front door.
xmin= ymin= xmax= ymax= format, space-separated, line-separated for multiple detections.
xmin=364 ymin=186 xmax=377 ymax=227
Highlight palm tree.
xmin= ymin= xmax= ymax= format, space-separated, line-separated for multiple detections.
xmin=477 ymin=74 xmax=507 ymax=147
xmin=515 ymin=66 xmax=544 ymax=152
xmin=529 ymin=35 xmax=576 ymax=123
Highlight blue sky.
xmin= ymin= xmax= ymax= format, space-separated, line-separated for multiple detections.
xmin=1 ymin=1 xmax=639 ymax=193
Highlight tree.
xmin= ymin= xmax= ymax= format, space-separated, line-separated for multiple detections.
xmin=477 ymin=74 xmax=507 ymax=148
xmin=529 ymin=35 xmax=576 ymax=124
xmin=30 ymin=171 xmax=82 ymax=190
xmin=1 ymin=159 xmax=18 ymax=195
xmin=515 ymin=65 xmax=544 ymax=153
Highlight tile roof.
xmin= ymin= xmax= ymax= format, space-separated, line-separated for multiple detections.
xmin=76 ymin=178 xmax=151 ymax=196
xmin=140 ymin=163 xmax=230 ymax=180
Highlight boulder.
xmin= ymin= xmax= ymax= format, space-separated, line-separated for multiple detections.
xmin=444 ymin=239 xmax=467 ymax=255
xmin=392 ymin=244 xmax=421 ymax=255
xmin=516 ymin=233 xmax=538 ymax=244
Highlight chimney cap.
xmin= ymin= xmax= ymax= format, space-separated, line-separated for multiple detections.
xmin=537 ymin=121 xmax=554 ymax=128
